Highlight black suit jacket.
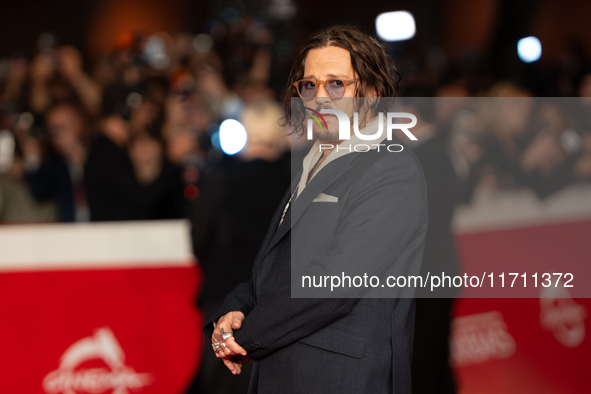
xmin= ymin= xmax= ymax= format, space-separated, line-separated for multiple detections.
xmin=205 ymin=143 xmax=428 ymax=394
xmin=84 ymin=135 xmax=185 ymax=221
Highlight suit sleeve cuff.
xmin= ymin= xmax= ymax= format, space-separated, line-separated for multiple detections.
xmin=233 ymin=329 xmax=263 ymax=356
xmin=202 ymin=303 xmax=253 ymax=338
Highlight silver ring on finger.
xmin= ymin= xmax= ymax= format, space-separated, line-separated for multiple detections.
xmin=212 ymin=342 xmax=223 ymax=353
xmin=220 ymin=328 xmax=233 ymax=341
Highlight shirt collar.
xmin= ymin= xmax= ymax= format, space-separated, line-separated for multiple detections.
xmin=297 ymin=115 xmax=386 ymax=197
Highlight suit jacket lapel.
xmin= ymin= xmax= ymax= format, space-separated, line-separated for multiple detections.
xmin=264 ymin=153 xmax=358 ymax=254
xmin=255 ymin=173 xmax=300 ymax=260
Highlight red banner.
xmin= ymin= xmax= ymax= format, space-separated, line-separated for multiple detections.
xmin=0 ymin=221 xmax=202 ymax=394
xmin=452 ymin=219 xmax=589 ymax=393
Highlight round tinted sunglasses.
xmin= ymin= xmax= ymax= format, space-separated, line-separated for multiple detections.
xmin=293 ymin=78 xmax=358 ymax=99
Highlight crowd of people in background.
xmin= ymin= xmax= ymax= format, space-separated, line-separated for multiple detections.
xmin=0 ymin=21 xmax=589 ymax=394
xmin=0 ymin=25 xmax=285 ymax=223
xmin=0 ymin=23 xmax=591 ymax=224
xmin=403 ymin=85 xmax=591 ymax=204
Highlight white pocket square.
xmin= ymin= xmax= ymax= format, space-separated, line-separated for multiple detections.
xmin=313 ymin=193 xmax=339 ymax=203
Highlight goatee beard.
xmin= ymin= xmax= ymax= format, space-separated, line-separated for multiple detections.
xmin=316 ymin=129 xmax=340 ymax=142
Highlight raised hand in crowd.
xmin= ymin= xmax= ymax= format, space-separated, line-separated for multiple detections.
xmin=29 ymin=51 xmax=56 ymax=114
xmin=58 ymin=46 xmax=101 ymax=116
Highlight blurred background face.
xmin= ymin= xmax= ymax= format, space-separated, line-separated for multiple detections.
xmin=497 ymin=97 xmax=533 ymax=136
xmin=46 ymin=104 xmax=84 ymax=154
xmin=130 ymin=99 xmax=160 ymax=135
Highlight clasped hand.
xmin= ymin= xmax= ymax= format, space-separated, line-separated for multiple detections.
xmin=211 ymin=311 xmax=248 ymax=375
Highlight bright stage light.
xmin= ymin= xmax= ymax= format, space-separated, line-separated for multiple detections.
xmin=517 ymin=36 xmax=542 ymax=63
xmin=375 ymin=11 xmax=416 ymax=42
xmin=219 ymin=119 xmax=247 ymax=155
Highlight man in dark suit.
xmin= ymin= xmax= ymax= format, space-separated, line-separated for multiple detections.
xmin=204 ymin=25 xmax=428 ymax=394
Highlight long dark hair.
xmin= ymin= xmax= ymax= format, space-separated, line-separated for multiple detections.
xmin=282 ymin=25 xmax=400 ymax=136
